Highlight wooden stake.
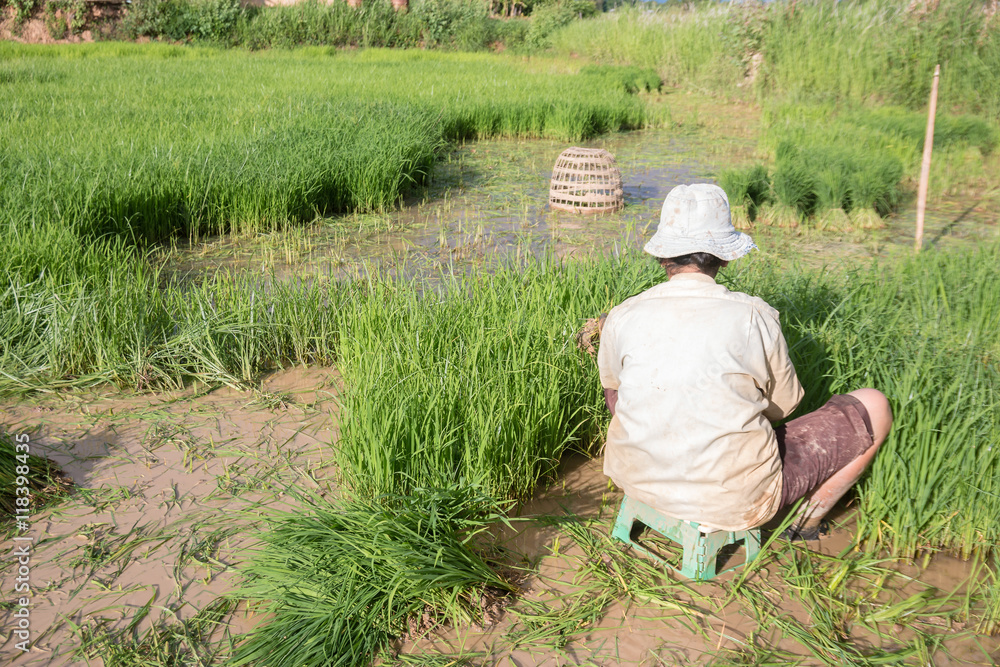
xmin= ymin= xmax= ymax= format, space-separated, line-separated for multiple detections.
xmin=915 ymin=64 xmax=940 ymax=253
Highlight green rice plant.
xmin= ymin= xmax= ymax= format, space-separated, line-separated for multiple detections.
xmin=849 ymin=107 xmax=998 ymax=155
xmin=716 ymin=163 xmax=770 ymax=229
xmin=0 ymin=45 xmax=648 ymax=245
xmin=812 ymin=157 xmax=852 ymax=230
xmin=770 ymin=147 xmax=815 ymax=224
xmin=766 ymin=141 xmax=903 ymax=228
xmin=334 ymin=255 xmax=662 ymax=501
xmin=848 ymin=155 xmax=904 ymax=228
xmin=736 ymin=244 xmax=1000 ymax=557
xmin=578 ymin=64 xmax=662 ymax=94
xmin=0 ymin=220 xmax=352 ymax=392
xmin=230 ymin=487 xmax=517 ymax=667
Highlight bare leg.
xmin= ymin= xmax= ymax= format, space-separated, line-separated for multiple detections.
xmin=793 ymin=388 xmax=893 ymax=534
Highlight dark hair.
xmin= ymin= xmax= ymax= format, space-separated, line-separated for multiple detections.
xmin=658 ymin=252 xmax=725 ymax=273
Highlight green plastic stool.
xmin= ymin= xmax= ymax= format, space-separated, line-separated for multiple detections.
xmin=611 ymin=494 xmax=761 ymax=581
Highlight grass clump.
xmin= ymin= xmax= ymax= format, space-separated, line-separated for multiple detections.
xmin=231 ymin=487 xmax=516 ymax=667
xmin=549 ymin=0 xmax=1000 ymax=119
xmin=717 ymin=163 xmax=770 ymax=229
xmin=0 ymin=429 xmax=71 ymax=521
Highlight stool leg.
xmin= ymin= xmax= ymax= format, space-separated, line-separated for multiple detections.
xmin=744 ymin=529 xmax=762 ymax=564
xmin=611 ymin=496 xmax=637 ymax=545
xmin=677 ymin=523 xmax=705 ymax=580
xmin=696 ymin=531 xmax=730 ymax=581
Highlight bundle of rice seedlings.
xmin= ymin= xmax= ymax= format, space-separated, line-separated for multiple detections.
xmin=231 ymin=487 xmax=516 ymax=667
xmin=717 ymin=168 xmax=755 ymax=230
xmin=745 ymin=164 xmax=772 ymax=211
xmin=813 ymin=160 xmax=852 ymax=231
xmin=771 ymin=151 xmax=815 ymax=227
xmin=848 ymin=155 xmax=904 ymax=229
xmin=718 ymin=164 xmax=771 ymax=230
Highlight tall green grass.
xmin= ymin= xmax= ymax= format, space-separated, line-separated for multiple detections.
xmin=548 ymin=4 xmax=739 ymax=90
xmin=549 ymin=0 xmax=1000 ymax=120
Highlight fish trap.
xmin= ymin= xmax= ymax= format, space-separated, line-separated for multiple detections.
xmin=549 ymin=147 xmax=624 ymax=214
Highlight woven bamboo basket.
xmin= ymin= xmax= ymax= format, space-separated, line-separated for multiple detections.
xmin=549 ymin=147 xmax=624 ymax=214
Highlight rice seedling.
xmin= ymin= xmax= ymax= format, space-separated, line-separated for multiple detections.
xmin=768 ymin=153 xmax=814 ymax=227
xmin=756 ymin=142 xmax=904 ymax=229
xmin=736 ymin=244 xmax=1000 ymax=557
xmin=504 ymin=590 xmax=616 ymax=652
xmin=334 ymin=254 xmax=661 ymax=501
xmin=230 ymin=486 xmax=517 ymax=667
xmin=847 ymin=157 xmax=905 ymax=229
xmin=72 ymin=596 xmax=236 ymax=667
xmin=0 ymin=45 xmax=648 ymax=244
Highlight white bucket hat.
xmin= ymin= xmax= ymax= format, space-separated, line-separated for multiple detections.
xmin=643 ymin=184 xmax=757 ymax=261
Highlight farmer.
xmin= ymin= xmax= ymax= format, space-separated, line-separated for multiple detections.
xmin=595 ymin=184 xmax=893 ymax=538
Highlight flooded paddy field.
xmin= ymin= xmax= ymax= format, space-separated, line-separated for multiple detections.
xmin=161 ymin=110 xmax=999 ymax=286
xmin=5 ymin=110 xmax=999 ymax=665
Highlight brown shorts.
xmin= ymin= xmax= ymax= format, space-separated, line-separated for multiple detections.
xmin=777 ymin=394 xmax=875 ymax=508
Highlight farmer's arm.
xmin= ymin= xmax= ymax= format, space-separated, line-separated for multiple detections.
xmin=604 ymin=388 xmax=618 ymax=417
xmin=761 ymin=311 xmax=804 ymax=422
xmin=596 ymin=312 xmax=622 ymax=417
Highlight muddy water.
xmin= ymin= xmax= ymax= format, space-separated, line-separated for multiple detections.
xmin=164 ymin=130 xmax=715 ymax=283
xmin=164 ymin=127 xmax=999 ymax=285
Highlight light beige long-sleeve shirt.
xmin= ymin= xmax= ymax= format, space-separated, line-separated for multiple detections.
xmin=597 ymin=272 xmax=804 ymax=531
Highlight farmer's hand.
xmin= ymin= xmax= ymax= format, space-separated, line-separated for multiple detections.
xmin=575 ymin=313 xmax=607 ymax=356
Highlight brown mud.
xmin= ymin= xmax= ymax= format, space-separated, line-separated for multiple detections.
xmin=2 ymin=370 xmax=998 ymax=665
xmin=397 ymin=454 xmax=1000 ymax=665
xmin=0 ymin=367 xmax=340 ymax=664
